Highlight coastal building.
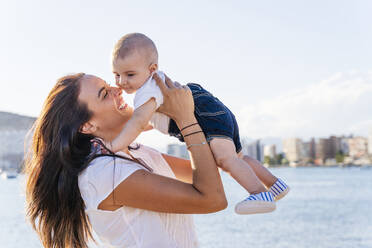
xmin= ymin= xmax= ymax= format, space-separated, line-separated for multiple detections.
xmin=328 ymin=136 xmax=342 ymax=158
xmin=263 ymin=144 xmax=276 ymax=159
xmin=166 ymin=144 xmax=189 ymax=159
xmin=340 ymin=137 xmax=350 ymax=156
xmin=315 ymin=138 xmax=333 ymax=164
xmin=301 ymin=138 xmax=316 ymax=162
xmin=348 ymin=137 xmax=368 ymax=159
xmin=242 ymin=139 xmax=264 ymax=162
xmin=283 ymin=138 xmax=302 ymax=163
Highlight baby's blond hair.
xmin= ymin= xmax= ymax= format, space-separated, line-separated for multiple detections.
xmin=112 ymin=33 xmax=158 ymax=65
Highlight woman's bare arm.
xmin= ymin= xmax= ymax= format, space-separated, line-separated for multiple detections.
xmin=98 ymin=74 xmax=227 ymax=214
xmin=162 ymin=154 xmax=192 ymax=183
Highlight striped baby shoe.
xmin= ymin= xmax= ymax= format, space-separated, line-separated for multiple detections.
xmin=235 ymin=191 xmax=276 ymax=215
xmin=269 ymin=178 xmax=290 ymax=201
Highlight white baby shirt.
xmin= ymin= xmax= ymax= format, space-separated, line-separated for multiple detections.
xmin=133 ymin=71 xmax=170 ymax=134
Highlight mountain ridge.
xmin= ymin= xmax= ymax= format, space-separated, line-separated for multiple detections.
xmin=0 ymin=111 xmax=36 ymax=131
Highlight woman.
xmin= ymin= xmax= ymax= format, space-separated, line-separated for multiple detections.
xmin=25 ymin=73 xmax=227 ymax=248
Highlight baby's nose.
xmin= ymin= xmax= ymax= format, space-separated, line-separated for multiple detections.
xmin=118 ymin=77 xmax=127 ymax=87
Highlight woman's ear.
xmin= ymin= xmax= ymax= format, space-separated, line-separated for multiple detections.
xmin=149 ymin=63 xmax=158 ymax=73
xmin=80 ymin=121 xmax=97 ymax=134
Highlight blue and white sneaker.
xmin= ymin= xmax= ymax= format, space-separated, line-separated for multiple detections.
xmin=235 ymin=191 xmax=276 ymax=215
xmin=269 ymin=178 xmax=290 ymax=201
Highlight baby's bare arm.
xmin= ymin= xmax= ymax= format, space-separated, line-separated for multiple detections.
xmin=109 ymin=99 xmax=157 ymax=152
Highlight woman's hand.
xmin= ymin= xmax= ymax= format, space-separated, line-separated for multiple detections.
xmin=153 ymin=73 xmax=196 ymax=128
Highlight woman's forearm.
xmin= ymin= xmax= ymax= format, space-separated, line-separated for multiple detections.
xmin=153 ymin=73 xmax=227 ymax=211
xmin=178 ymin=117 xmax=227 ymax=210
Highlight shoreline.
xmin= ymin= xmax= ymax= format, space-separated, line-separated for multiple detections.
xmin=265 ymin=164 xmax=372 ymax=168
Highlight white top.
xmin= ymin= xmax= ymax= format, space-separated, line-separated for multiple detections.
xmin=78 ymin=144 xmax=198 ymax=248
xmin=133 ymin=71 xmax=170 ymax=134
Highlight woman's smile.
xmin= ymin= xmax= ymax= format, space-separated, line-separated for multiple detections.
xmin=113 ymin=88 xmax=128 ymax=111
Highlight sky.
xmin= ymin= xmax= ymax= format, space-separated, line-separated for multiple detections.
xmin=1 ymin=0 xmax=371 ymax=151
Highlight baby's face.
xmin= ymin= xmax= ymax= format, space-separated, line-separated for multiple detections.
xmin=112 ymin=52 xmax=152 ymax=94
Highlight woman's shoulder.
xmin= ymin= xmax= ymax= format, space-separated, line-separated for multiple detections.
xmin=131 ymin=144 xmax=167 ymax=165
xmin=78 ymin=154 xmax=146 ymax=210
xmin=133 ymin=143 xmax=162 ymax=156
xmin=78 ymin=143 xmax=161 ymax=187
xmin=84 ymin=154 xmax=144 ymax=180
xmin=131 ymin=144 xmax=176 ymax=178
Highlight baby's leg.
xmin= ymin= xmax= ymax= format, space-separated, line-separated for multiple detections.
xmin=210 ymin=138 xmax=266 ymax=194
xmin=241 ymin=154 xmax=290 ymax=201
xmin=210 ymin=138 xmax=276 ymax=214
xmin=241 ymin=154 xmax=277 ymax=188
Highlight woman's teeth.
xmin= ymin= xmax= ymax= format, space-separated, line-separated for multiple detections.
xmin=118 ymin=103 xmax=127 ymax=110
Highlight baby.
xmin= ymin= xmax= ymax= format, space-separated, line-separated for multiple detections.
xmin=109 ymin=33 xmax=289 ymax=215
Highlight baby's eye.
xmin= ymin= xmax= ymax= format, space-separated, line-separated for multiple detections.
xmin=127 ymin=73 xmax=134 ymax=77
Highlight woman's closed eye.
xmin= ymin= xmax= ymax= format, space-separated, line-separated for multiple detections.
xmin=103 ymin=90 xmax=108 ymax=99
xmin=102 ymin=85 xmax=111 ymax=100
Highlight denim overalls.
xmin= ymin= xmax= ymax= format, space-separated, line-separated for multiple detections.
xmin=168 ymin=83 xmax=242 ymax=153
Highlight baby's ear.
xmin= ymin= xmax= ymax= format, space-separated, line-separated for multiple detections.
xmin=149 ymin=63 xmax=158 ymax=73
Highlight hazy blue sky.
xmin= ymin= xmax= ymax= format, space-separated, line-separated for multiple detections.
xmin=1 ymin=0 xmax=371 ymax=150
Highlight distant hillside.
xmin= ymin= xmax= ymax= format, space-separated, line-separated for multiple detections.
xmin=0 ymin=111 xmax=36 ymax=131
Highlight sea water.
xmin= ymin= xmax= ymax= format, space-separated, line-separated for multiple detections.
xmin=1 ymin=167 xmax=371 ymax=248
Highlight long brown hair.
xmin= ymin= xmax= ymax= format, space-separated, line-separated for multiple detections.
xmin=25 ymin=73 xmax=143 ymax=248
xmin=25 ymin=73 xmax=96 ymax=248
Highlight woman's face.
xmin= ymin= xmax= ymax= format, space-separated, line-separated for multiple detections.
xmin=78 ymin=75 xmax=133 ymax=139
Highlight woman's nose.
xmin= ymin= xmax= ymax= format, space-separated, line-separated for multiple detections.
xmin=110 ymin=86 xmax=122 ymax=96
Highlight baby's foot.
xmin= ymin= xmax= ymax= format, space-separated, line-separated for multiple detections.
xmin=269 ymin=178 xmax=290 ymax=201
xmin=235 ymin=192 xmax=276 ymax=215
